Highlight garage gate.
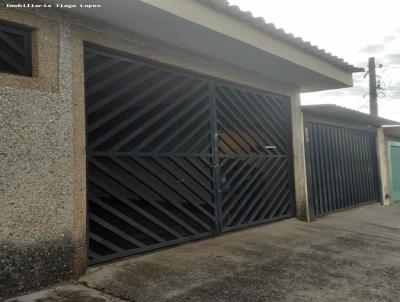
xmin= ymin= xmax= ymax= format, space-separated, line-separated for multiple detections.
xmin=304 ymin=119 xmax=380 ymax=217
xmin=85 ymin=44 xmax=295 ymax=264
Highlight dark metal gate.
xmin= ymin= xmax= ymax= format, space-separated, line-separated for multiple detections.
xmin=85 ymin=44 xmax=294 ymax=264
xmin=214 ymin=84 xmax=294 ymax=230
xmin=305 ymin=121 xmax=380 ymax=217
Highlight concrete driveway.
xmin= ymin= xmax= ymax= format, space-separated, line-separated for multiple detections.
xmin=8 ymin=203 xmax=400 ymax=302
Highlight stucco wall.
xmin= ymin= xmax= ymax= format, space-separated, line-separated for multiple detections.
xmin=0 ymin=7 xmax=304 ymax=298
xmin=0 ymin=9 xmax=77 ymax=299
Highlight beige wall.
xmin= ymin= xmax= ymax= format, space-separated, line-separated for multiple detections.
xmin=290 ymin=98 xmax=310 ymax=221
xmin=376 ymin=129 xmax=398 ymax=206
xmin=0 ymin=9 xmax=76 ymax=299
xmin=1 ymin=7 xmax=309 ymax=298
xmin=377 ymin=129 xmax=391 ymax=206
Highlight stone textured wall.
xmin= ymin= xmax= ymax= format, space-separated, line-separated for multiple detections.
xmin=0 ymin=9 xmax=76 ymax=299
xmin=0 ymin=73 xmax=76 ymax=298
xmin=0 ymin=6 xmax=301 ymax=299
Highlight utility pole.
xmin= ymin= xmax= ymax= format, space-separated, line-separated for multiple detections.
xmin=368 ymin=57 xmax=378 ymax=116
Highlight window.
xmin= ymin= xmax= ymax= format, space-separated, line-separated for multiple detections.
xmin=0 ymin=21 xmax=32 ymax=76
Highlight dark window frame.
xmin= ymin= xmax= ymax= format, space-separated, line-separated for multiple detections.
xmin=0 ymin=21 xmax=32 ymax=76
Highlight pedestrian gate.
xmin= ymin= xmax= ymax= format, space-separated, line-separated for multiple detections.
xmin=85 ymin=44 xmax=294 ymax=264
xmin=305 ymin=120 xmax=380 ymax=217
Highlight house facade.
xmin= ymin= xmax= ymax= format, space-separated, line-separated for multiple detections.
xmin=1 ymin=0 xmax=366 ymax=298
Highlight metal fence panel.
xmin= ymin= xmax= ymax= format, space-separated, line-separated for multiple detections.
xmin=306 ymin=121 xmax=380 ymax=216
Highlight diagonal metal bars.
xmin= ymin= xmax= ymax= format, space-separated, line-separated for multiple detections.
xmin=214 ymin=83 xmax=294 ymax=230
xmin=85 ymin=44 xmax=294 ymax=264
xmin=0 ymin=22 xmax=31 ymax=76
xmin=85 ymin=45 xmax=217 ymax=264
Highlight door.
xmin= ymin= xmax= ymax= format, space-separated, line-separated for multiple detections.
xmin=84 ymin=44 xmax=294 ymax=264
xmin=389 ymin=141 xmax=400 ymax=202
xmin=305 ymin=121 xmax=380 ymax=216
xmin=214 ymin=83 xmax=294 ymax=231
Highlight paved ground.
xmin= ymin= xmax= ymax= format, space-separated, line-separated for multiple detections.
xmin=7 ymin=203 xmax=400 ymax=302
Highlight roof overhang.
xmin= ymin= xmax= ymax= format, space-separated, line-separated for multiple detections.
xmin=382 ymin=125 xmax=400 ymax=138
xmin=45 ymin=0 xmax=359 ymax=92
xmin=302 ymin=105 xmax=400 ymax=127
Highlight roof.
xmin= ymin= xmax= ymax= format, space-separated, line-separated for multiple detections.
xmin=302 ymin=104 xmax=400 ymax=127
xmin=197 ymin=0 xmax=364 ymax=73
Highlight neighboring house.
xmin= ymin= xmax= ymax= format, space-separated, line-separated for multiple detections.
xmin=382 ymin=126 xmax=400 ymax=203
xmin=0 ymin=0 xmax=379 ymax=298
xmin=302 ymin=105 xmax=400 ymax=218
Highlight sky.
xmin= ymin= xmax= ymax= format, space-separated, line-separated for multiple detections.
xmin=228 ymin=0 xmax=400 ymax=121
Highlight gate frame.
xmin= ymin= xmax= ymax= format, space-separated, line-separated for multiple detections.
xmin=83 ymin=42 xmax=297 ymax=264
xmin=388 ymin=140 xmax=400 ymax=202
xmin=303 ymin=113 xmax=382 ymax=219
xmin=84 ymin=43 xmax=219 ymax=264
xmin=213 ymin=82 xmax=296 ymax=232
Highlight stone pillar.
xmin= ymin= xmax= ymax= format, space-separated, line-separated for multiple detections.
xmin=377 ymin=128 xmax=391 ymax=206
xmin=290 ymin=92 xmax=311 ymax=221
xmin=0 ymin=9 xmax=85 ymax=299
